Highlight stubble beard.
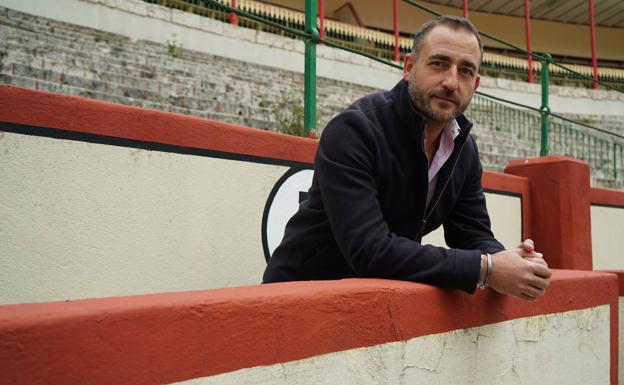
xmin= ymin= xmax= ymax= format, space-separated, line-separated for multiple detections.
xmin=407 ymin=70 xmax=470 ymax=124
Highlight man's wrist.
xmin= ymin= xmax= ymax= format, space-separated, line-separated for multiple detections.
xmin=478 ymin=253 xmax=492 ymax=290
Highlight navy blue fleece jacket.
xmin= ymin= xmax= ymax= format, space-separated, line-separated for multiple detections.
xmin=263 ymin=80 xmax=504 ymax=293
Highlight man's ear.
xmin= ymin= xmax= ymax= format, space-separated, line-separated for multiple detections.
xmin=474 ymin=74 xmax=481 ymax=90
xmin=403 ymin=54 xmax=413 ymax=81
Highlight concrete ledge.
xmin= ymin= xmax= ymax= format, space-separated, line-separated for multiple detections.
xmin=0 ymin=271 xmax=618 ymax=384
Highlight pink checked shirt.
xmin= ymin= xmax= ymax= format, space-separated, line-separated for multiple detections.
xmin=424 ymin=119 xmax=460 ymax=208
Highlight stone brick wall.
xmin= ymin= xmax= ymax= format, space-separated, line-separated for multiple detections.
xmin=0 ymin=6 xmax=376 ymax=133
xmin=0 ymin=3 xmax=622 ymax=188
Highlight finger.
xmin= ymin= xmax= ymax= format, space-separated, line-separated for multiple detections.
xmin=522 ymin=285 xmax=545 ymax=298
xmin=522 ymin=239 xmax=535 ymax=252
xmin=528 ymin=276 xmax=550 ymax=289
xmin=516 ymin=292 xmax=536 ymax=301
xmin=517 ymin=249 xmax=543 ymax=259
xmin=525 ymin=257 xmax=548 ymax=267
xmin=532 ymin=263 xmax=552 ymax=279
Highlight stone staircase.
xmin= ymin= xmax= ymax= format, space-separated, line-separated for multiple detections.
xmin=0 ymin=6 xmax=622 ymax=189
xmin=0 ymin=6 xmax=372 ymax=131
xmin=467 ymin=95 xmax=623 ymax=188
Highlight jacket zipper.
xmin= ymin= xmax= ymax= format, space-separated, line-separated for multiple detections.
xmin=416 ymin=136 xmax=468 ymax=241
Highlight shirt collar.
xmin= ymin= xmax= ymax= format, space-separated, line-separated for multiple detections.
xmin=447 ymin=119 xmax=461 ymax=140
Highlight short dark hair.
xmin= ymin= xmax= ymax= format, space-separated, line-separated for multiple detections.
xmin=411 ymin=15 xmax=483 ymax=66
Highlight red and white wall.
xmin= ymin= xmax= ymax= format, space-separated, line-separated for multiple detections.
xmin=1 ymin=84 xmax=623 ymax=384
xmin=0 ymin=85 xmax=533 ymax=305
xmin=0 ymin=273 xmax=617 ymax=385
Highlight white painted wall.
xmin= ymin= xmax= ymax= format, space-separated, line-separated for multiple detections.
xmin=591 ymin=204 xmax=624 ymax=269
xmin=1 ymin=0 xmax=623 ymax=116
xmin=0 ymin=131 xmax=286 ymax=304
xmin=172 ymin=306 xmax=610 ymax=385
xmin=423 ymin=192 xmax=522 ymax=250
xmin=1 ymin=130 xmax=528 ymax=305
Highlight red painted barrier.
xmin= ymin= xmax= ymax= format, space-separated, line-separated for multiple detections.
xmin=0 ymin=85 xmax=317 ymax=165
xmin=602 ymin=271 xmax=624 ymax=295
xmin=0 ymin=271 xmax=618 ymax=385
xmin=0 ymin=84 xmax=530 ymax=200
xmin=592 ymin=187 xmax=624 ymax=207
xmin=506 ymin=156 xmax=592 ymax=270
xmin=0 ymin=82 xmax=622 ymax=385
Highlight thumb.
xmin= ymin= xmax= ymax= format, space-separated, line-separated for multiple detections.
xmin=517 ymin=239 xmax=534 ymax=253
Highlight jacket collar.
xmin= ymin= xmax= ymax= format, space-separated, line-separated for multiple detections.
xmin=391 ymin=79 xmax=473 ymax=143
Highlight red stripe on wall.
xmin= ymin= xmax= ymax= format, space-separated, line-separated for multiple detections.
xmin=591 ymin=187 xmax=624 ymax=207
xmin=0 ymin=271 xmax=617 ymax=385
xmin=1 ymin=85 xmax=530 ymax=194
xmin=0 ymin=85 xmax=317 ymax=164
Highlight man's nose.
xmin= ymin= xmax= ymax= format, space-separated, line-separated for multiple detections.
xmin=441 ymin=67 xmax=459 ymax=92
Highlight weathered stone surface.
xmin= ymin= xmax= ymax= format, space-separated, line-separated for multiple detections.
xmin=0 ymin=5 xmax=621 ymax=189
xmin=171 ymin=306 xmax=610 ymax=385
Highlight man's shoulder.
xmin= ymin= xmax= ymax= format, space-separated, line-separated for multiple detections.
xmin=345 ymin=87 xmax=397 ymax=116
xmin=322 ymin=83 xmax=403 ymax=140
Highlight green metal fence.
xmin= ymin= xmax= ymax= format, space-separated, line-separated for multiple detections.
xmin=467 ymin=95 xmax=624 ymax=184
xmin=149 ymin=0 xmax=624 ymax=89
xmin=149 ymin=0 xmax=624 ymax=187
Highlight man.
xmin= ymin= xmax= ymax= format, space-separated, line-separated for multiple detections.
xmin=264 ymin=16 xmax=551 ymax=300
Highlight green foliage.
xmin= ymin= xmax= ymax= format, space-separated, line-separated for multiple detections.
xmin=270 ymin=91 xmax=305 ymax=137
xmin=166 ymin=33 xmax=182 ymax=58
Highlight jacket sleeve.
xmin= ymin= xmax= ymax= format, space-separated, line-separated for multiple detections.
xmin=443 ymin=138 xmax=505 ymax=255
xmin=316 ymin=111 xmax=482 ymax=293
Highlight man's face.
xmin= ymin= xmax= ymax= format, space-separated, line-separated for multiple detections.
xmin=403 ymin=25 xmax=481 ymax=124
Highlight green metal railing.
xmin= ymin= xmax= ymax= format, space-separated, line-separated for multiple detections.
xmin=402 ymin=0 xmax=624 ymax=94
xmin=304 ymin=0 xmax=317 ymax=133
xmin=467 ymin=95 xmax=624 ymax=182
xmin=153 ymin=0 xmax=624 ymax=186
xmin=155 ymin=0 xmax=624 ymax=89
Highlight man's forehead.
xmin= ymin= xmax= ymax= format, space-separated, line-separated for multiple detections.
xmin=421 ymin=25 xmax=480 ymax=59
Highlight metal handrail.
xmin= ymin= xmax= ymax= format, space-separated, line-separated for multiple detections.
xmin=154 ymin=0 xmax=623 ymax=184
xmin=166 ymin=0 xmax=624 ymax=87
xmin=401 ymin=0 xmax=624 ymax=94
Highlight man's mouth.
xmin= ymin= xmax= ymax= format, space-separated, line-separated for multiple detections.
xmin=431 ymin=95 xmax=458 ymax=105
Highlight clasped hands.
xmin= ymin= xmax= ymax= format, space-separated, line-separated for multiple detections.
xmin=487 ymin=239 xmax=552 ymax=301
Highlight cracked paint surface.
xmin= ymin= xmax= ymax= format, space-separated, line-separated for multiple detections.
xmin=173 ymin=305 xmax=610 ymax=385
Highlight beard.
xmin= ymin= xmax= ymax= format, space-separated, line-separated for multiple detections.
xmin=407 ymin=70 xmax=470 ymax=123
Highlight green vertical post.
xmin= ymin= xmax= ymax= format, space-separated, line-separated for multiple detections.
xmin=540 ymin=53 xmax=552 ymax=156
xmin=620 ymin=144 xmax=623 ymax=179
xmin=304 ymin=0 xmax=318 ymax=137
xmin=615 ymin=143 xmax=619 ymax=180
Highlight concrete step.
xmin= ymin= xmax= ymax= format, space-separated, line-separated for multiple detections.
xmin=1 ymin=5 xmax=621 ymax=190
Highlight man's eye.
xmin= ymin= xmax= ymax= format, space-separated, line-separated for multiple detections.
xmin=459 ymin=68 xmax=474 ymax=77
xmin=430 ymin=61 xmax=445 ymax=68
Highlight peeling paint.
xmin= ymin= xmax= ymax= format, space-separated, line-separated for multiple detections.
xmin=174 ymin=306 xmax=610 ymax=385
